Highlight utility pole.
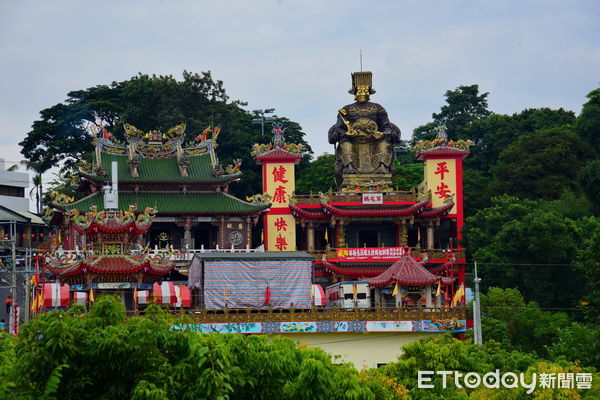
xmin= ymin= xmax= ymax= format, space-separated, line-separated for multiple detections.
xmin=251 ymin=108 xmax=276 ymax=138
xmin=10 ymin=221 xmax=16 ymax=303
xmin=23 ymin=248 xmax=31 ymax=323
xmin=473 ymin=261 xmax=482 ymax=345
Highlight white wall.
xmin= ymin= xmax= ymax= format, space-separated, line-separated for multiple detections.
xmin=0 ymin=195 xmax=29 ymax=211
xmin=0 ymin=170 xmax=29 ymax=188
xmin=0 ymin=159 xmax=31 ymax=212
xmin=286 ymin=331 xmax=441 ymax=369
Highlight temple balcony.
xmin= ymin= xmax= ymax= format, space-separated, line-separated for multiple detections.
xmin=41 ymin=245 xmax=463 ymax=265
xmin=306 ymin=247 xmax=465 ymax=262
xmin=291 ymin=189 xmax=418 ymax=205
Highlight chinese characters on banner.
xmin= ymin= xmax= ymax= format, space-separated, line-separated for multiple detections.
xmin=265 ymin=163 xmax=295 ymax=207
xmin=362 ymin=193 xmax=383 ymax=205
xmin=336 ymin=247 xmax=407 ymax=261
xmin=266 ymin=214 xmax=296 ymax=251
xmin=264 ymin=162 xmax=297 ymax=251
xmin=424 ymin=158 xmax=457 ymax=213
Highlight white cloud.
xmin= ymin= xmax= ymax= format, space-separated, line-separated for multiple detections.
xmin=0 ymin=0 xmax=598 ymax=159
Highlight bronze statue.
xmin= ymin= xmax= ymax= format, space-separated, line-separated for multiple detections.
xmin=328 ymin=72 xmax=401 ymax=189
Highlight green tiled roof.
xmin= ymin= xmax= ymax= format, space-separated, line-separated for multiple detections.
xmin=62 ymin=192 xmax=269 ymax=215
xmin=87 ymin=152 xmax=238 ymax=183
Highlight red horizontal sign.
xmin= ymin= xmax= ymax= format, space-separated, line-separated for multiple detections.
xmin=336 ymin=247 xmax=408 ymax=261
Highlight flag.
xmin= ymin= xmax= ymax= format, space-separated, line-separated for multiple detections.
xmin=417 ymin=228 xmax=421 ymax=245
xmin=133 ymin=285 xmax=138 ymax=306
xmin=89 ymin=286 xmax=95 ymax=303
xmin=263 ymin=283 xmax=271 ymax=306
xmin=436 ymin=280 xmax=442 ymax=297
xmin=324 ymin=228 xmax=328 ymax=243
xmin=392 ymin=282 xmax=398 ymax=297
xmin=452 ymin=283 xmax=465 ymax=307
xmin=353 ymin=283 xmax=357 ymax=299
xmin=30 ymin=293 xmax=37 ymax=314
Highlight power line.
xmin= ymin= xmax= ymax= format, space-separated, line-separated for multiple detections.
xmin=466 ymin=262 xmax=582 ymax=267
xmin=480 ymin=306 xmax=586 ymax=312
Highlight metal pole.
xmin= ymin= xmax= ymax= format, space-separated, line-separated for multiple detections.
xmin=473 ymin=261 xmax=482 ymax=345
xmin=24 ymin=248 xmax=30 ymax=323
xmin=11 ymin=222 xmax=17 ymax=303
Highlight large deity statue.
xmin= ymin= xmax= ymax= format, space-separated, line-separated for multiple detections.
xmin=328 ymin=72 xmax=401 ymax=190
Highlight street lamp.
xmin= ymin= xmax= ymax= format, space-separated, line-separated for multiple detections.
xmin=251 ymin=108 xmax=276 ymax=137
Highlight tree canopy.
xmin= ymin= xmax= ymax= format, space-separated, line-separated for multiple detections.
xmin=295 ymin=153 xmax=336 ymax=194
xmin=380 ymin=334 xmax=598 ymax=399
xmin=412 ymin=84 xmax=491 ymax=143
xmin=2 ymin=296 xmax=388 ymax=400
xmin=461 ymin=195 xmax=596 ymax=308
xmin=576 ymin=88 xmax=600 ymax=155
xmin=19 ymin=71 xmax=312 ymax=199
xmin=491 ymin=128 xmax=593 ymax=200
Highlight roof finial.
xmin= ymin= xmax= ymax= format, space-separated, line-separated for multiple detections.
xmin=360 ymin=49 xmax=363 ymax=72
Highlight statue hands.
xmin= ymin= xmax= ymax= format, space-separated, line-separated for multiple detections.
xmin=345 ymin=129 xmax=359 ymax=137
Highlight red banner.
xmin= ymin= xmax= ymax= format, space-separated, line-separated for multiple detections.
xmin=335 ymin=247 xmax=408 ymax=261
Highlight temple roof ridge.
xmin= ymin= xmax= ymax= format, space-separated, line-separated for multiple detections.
xmin=366 ymin=252 xmax=440 ymax=286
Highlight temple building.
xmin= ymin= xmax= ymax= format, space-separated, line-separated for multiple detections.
xmin=258 ymin=71 xmax=470 ymax=306
xmin=34 ymin=71 xmax=471 ymax=367
xmin=47 ymin=124 xmax=270 ymax=253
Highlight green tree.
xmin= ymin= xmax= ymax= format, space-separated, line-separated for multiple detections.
xmin=548 ymin=322 xmax=600 ymax=369
xmin=462 ymin=195 xmax=587 ymax=308
xmin=576 ymin=87 xmax=600 ymax=154
xmin=465 ymin=108 xmax=576 ymax=174
xmin=295 ymin=153 xmax=336 ymax=194
xmin=6 ymin=296 xmax=384 ymax=400
xmin=381 ymin=335 xmax=598 ymax=399
xmin=19 ymin=71 xmax=311 ymax=200
xmin=491 ymin=128 xmax=593 ymax=200
xmin=381 ymin=335 xmax=540 ymax=399
xmin=577 ymin=230 xmax=600 ymax=325
xmin=392 ymin=152 xmax=423 ymax=191
xmin=412 ymin=84 xmax=491 ymax=143
xmin=479 ymin=288 xmax=570 ymax=357
xmin=578 ymin=160 xmax=600 ymax=215
xmin=462 ymin=169 xmax=492 ymax=217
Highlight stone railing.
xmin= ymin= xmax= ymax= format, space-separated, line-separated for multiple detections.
xmin=176 ymin=306 xmax=467 ymax=324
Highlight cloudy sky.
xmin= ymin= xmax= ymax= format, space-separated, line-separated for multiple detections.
xmin=0 ymin=0 xmax=598 ymax=209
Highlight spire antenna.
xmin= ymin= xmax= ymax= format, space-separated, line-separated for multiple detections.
xmin=360 ymin=49 xmax=363 ymax=71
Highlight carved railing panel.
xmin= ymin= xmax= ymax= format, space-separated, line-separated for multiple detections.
xmin=181 ymin=307 xmax=467 ymax=324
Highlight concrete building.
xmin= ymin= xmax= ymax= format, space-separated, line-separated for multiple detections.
xmin=0 ymin=158 xmax=29 ymax=212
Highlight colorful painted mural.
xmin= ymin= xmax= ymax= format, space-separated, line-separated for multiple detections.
xmin=173 ymin=319 xmax=466 ymax=334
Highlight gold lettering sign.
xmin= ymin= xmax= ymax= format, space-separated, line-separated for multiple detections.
xmin=424 ymin=159 xmax=457 ymax=213
xmin=266 ymin=214 xmax=296 ymax=251
xmin=265 ymin=163 xmax=296 ymax=207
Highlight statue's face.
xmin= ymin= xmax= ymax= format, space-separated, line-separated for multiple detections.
xmin=354 ymin=86 xmax=370 ymax=102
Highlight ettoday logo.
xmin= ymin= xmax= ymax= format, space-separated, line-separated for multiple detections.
xmin=417 ymin=370 xmax=593 ymax=393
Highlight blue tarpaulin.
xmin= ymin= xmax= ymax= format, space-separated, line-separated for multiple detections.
xmin=203 ymin=259 xmax=312 ymax=309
